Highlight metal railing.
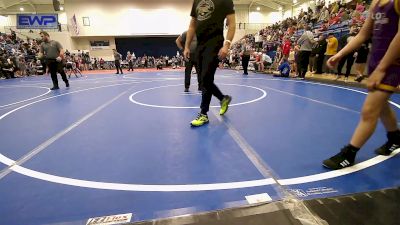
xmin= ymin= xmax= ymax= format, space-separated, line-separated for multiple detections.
xmin=224 ymin=23 xmax=272 ymax=31
xmin=236 ymin=23 xmax=272 ymax=30
xmin=3 ymin=24 xmax=69 ymax=33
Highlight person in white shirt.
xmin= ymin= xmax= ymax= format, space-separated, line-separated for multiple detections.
xmin=297 ymin=25 xmax=316 ymax=79
xmin=262 ymin=53 xmax=273 ymax=72
xmin=127 ymin=51 xmax=134 ymax=72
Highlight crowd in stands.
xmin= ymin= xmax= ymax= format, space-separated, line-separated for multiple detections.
xmin=121 ymin=54 xmax=185 ymax=70
xmin=0 ymin=30 xmax=43 ymax=79
xmin=0 ymin=30 xmax=95 ymax=79
xmin=1 ymin=0 xmax=371 ymax=80
xmin=0 ymin=28 xmax=188 ymax=79
xmin=229 ymin=0 xmax=371 ymax=82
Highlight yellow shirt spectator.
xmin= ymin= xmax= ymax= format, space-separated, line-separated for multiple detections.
xmin=325 ymin=34 xmax=338 ymax=56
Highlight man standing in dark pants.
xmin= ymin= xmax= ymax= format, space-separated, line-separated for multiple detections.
xmin=185 ymin=0 xmax=236 ymax=127
xmin=336 ymin=26 xmax=357 ymax=82
xmin=127 ymin=51 xmax=134 ymax=72
xmin=297 ymin=25 xmax=315 ymax=79
xmin=314 ymin=34 xmax=327 ymax=74
xmin=176 ymin=31 xmax=202 ymax=92
xmin=241 ymin=38 xmax=251 ymax=75
xmin=39 ymin=31 xmax=69 ymax=90
xmin=113 ymin=49 xmax=123 ymax=74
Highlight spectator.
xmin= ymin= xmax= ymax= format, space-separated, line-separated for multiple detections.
xmin=100 ymin=58 xmax=105 ymax=69
xmin=352 ymin=10 xmax=365 ymax=25
xmin=319 ymin=7 xmax=330 ymax=22
xmin=274 ymin=58 xmax=291 ymax=77
xmin=297 ymin=25 xmax=316 ymax=79
xmin=324 ymin=33 xmax=338 ymax=74
xmin=35 ymin=60 xmax=45 ymax=75
xmin=261 ymin=52 xmax=273 ymax=73
xmin=336 ymin=26 xmax=358 ymax=81
xmin=355 ymin=1 xmax=366 ymax=12
xmin=156 ymin=59 xmax=163 ymax=70
xmin=288 ymin=46 xmax=296 ymax=73
xmin=314 ymin=34 xmax=327 ymax=75
xmin=309 ymin=38 xmax=319 ymax=74
xmin=112 ymin=49 xmax=123 ymax=74
xmin=282 ymin=36 xmax=291 ymax=59
xmin=294 ymin=43 xmax=301 ymax=76
xmin=127 ymin=51 xmax=134 ymax=71
xmin=341 ymin=9 xmax=350 ymax=22
xmin=354 ymin=40 xmax=370 ymax=82
xmin=241 ymin=39 xmax=252 ymax=75
xmin=2 ymin=58 xmax=16 ymax=79
xmin=328 ymin=13 xmax=341 ymax=26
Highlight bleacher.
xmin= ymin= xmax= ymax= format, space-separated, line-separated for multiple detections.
xmin=294 ymin=20 xmax=351 ymax=39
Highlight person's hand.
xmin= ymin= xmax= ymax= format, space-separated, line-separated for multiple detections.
xmin=184 ymin=48 xmax=190 ymax=61
xmin=56 ymin=56 xmax=62 ymax=62
xmin=326 ymin=53 xmax=342 ymax=69
xmin=218 ymin=46 xmax=229 ymax=60
xmin=353 ymin=52 xmax=358 ymax=58
xmin=366 ymin=67 xmax=386 ymax=91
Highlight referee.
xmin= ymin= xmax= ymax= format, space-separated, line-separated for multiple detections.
xmin=39 ymin=31 xmax=69 ymax=90
xmin=176 ymin=30 xmax=201 ymax=92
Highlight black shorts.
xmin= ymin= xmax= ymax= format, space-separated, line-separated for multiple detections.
xmin=263 ymin=61 xmax=272 ymax=67
xmin=355 ymin=54 xmax=368 ymax=64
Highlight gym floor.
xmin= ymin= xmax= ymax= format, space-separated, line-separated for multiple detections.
xmin=0 ymin=69 xmax=399 ymax=225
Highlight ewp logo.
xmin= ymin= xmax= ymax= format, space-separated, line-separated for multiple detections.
xmin=17 ymin=14 xmax=58 ymax=29
xmin=288 ymin=189 xmax=308 ymax=197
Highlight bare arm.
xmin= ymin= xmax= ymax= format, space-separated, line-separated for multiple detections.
xmin=185 ymin=18 xmax=197 ymax=51
xmin=175 ymin=36 xmax=184 ymax=50
xmin=184 ymin=18 xmax=197 ymax=59
xmin=223 ymin=14 xmax=236 ymax=48
xmin=39 ymin=45 xmax=44 ymax=54
xmin=59 ymin=48 xmax=65 ymax=59
xmin=218 ymin=13 xmax=236 ymax=60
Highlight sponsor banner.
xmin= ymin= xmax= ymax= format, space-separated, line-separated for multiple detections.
xmin=245 ymin=193 xmax=273 ymax=204
xmin=17 ymin=14 xmax=58 ymax=29
xmin=86 ymin=213 xmax=132 ymax=225
xmin=288 ymin=187 xmax=339 ymax=198
xmin=90 ymin=41 xmax=110 ymax=50
xmin=90 ymin=46 xmax=111 ymax=50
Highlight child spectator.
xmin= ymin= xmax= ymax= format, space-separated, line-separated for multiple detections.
xmin=274 ymin=58 xmax=291 ymax=77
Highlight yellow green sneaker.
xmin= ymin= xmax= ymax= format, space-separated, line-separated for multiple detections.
xmin=190 ymin=113 xmax=209 ymax=127
xmin=219 ymin=95 xmax=232 ymax=115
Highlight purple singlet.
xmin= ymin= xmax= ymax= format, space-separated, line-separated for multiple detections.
xmin=369 ymin=0 xmax=400 ymax=88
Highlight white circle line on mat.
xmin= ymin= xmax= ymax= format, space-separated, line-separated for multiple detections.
xmin=129 ymin=84 xmax=267 ymax=109
xmin=0 ymin=86 xmax=50 ymax=108
xmin=0 ymin=79 xmax=399 ymax=191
